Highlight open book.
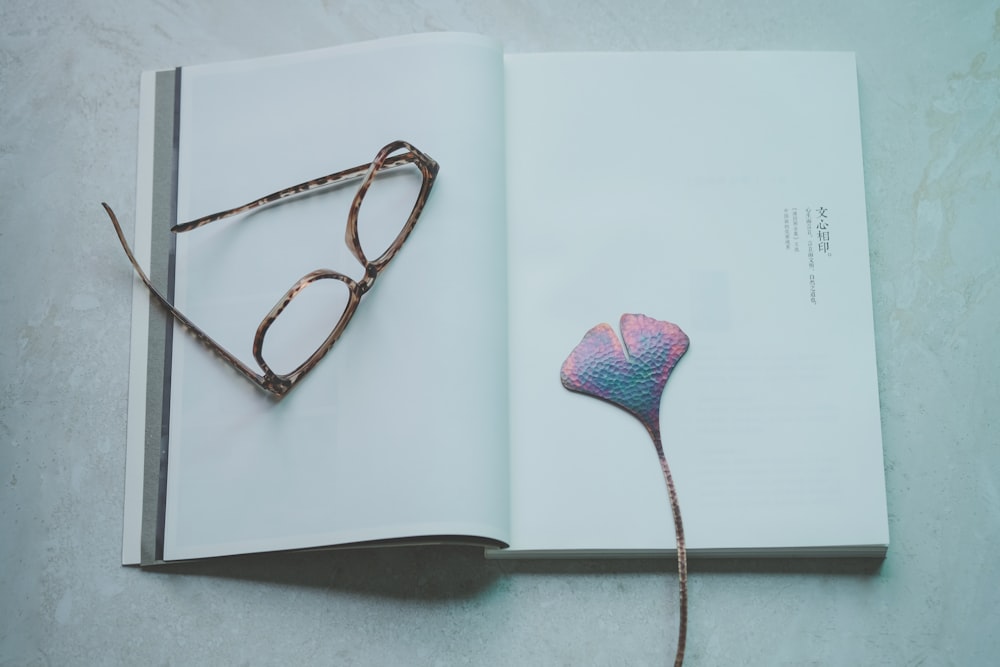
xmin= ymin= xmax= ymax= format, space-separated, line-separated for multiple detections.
xmin=119 ymin=33 xmax=888 ymax=565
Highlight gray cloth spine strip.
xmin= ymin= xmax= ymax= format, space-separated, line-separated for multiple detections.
xmin=140 ymin=68 xmax=180 ymax=565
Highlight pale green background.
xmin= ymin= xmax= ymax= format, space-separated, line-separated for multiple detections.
xmin=1 ymin=1 xmax=997 ymax=665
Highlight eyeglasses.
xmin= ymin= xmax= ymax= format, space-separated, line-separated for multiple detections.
xmin=103 ymin=140 xmax=439 ymax=398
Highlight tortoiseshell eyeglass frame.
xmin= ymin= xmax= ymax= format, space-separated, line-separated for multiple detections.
xmin=103 ymin=140 xmax=440 ymax=398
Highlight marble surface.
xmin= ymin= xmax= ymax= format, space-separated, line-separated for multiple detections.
xmin=2 ymin=1 xmax=998 ymax=665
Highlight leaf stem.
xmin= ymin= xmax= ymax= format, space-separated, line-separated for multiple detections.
xmin=651 ymin=427 xmax=687 ymax=667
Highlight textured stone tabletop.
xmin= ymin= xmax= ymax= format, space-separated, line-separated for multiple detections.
xmin=2 ymin=2 xmax=998 ymax=665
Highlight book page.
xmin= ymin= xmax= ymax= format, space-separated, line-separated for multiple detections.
xmin=163 ymin=34 xmax=510 ymax=560
xmin=504 ymin=52 xmax=888 ymax=555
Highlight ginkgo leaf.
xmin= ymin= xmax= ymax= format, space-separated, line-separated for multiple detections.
xmin=560 ymin=313 xmax=689 ymax=436
xmin=560 ymin=312 xmax=691 ymax=667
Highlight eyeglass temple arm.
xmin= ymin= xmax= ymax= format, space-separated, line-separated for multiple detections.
xmin=171 ymin=151 xmax=422 ymax=233
xmin=102 ymin=202 xmax=271 ymax=392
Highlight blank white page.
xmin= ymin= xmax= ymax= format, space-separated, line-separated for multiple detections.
xmin=164 ymin=34 xmax=510 ymax=560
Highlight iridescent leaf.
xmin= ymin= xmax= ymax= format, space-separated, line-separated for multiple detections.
xmin=560 ymin=313 xmax=690 ymax=667
xmin=560 ymin=313 xmax=689 ymax=435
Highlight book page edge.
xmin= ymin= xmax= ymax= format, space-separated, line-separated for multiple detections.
xmin=121 ymin=70 xmax=158 ymax=566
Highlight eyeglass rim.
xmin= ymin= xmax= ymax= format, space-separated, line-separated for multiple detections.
xmin=345 ymin=140 xmax=439 ymax=271
xmin=251 ymin=269 xmax=359 ymax=391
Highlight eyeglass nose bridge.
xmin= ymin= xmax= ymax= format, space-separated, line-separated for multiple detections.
xmin=252 ymin=269 xmax=361 ymax=390
xmin=356 ymin=263 xmax=379 ymax=296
